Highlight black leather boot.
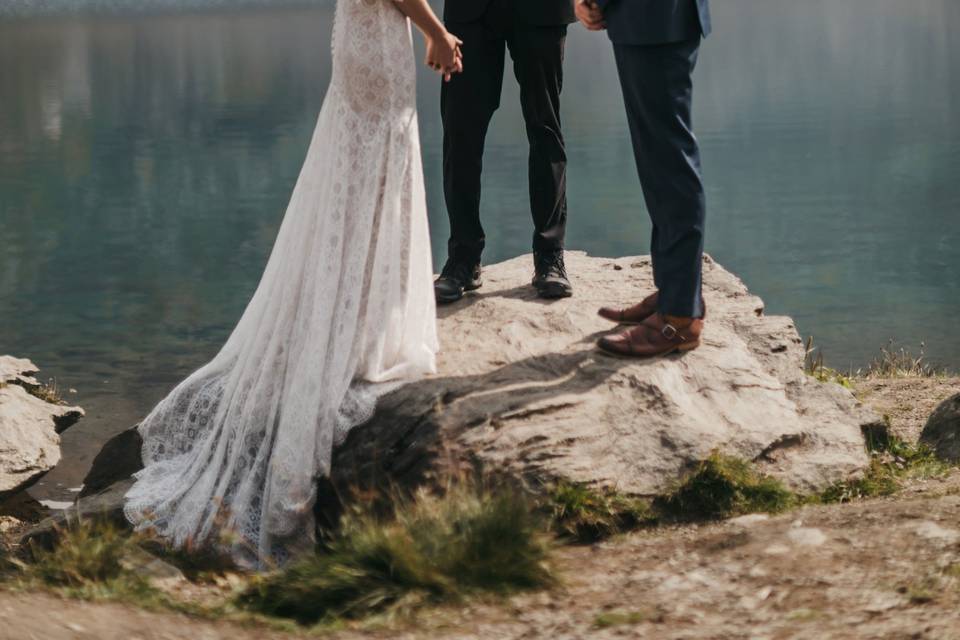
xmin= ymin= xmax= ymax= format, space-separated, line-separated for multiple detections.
xmin=434 ymin=258 xmax=482 ymax=304
xmin=532 ymin=251 xmax=573 ymax=299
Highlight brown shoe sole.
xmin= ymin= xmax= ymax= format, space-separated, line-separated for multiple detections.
xmin=597 ymin=313 xmax=647 ymax=326
xmin=598 ymin=302 xmax=707 ymax=326
xmin=596 ymin=338 xmax=701 ymax=359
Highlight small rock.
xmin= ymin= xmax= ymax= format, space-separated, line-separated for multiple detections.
xmin=786 ymin=528 xmax=827 ymax=547
xmin=763 ymin=544 xmax=791 ymax=555
xmin=0 ymin=516 xmax=23 ymax=534
xmin=920 ymin=393 xmax=960 ymax=462
xmin=912 ymin=520 xmax=960 ymax=544
xmin=211 ymin=572 xmax=247 ymax=591
xmin=728 ymin=514 xmax=770 ymax=527
xmin=738 ymin=586 xmax=774 ymax=610
xmin=863 ymin=592 xmax=902 ymax=613
xmin=0 ymin=381 xmax=84 ymax=498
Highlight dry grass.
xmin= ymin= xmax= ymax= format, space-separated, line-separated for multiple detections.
xmin=239 ymin=481 xmax=554 ymax=625
xmin=805 ymin=337 xmax=951 ymax=387
xmin=863 ymin=340 xmax=945 ymax=378
xmin=3 ymin=518 xmax=176 ymax=609
xmin=24 ymin=378 xmax=66 ymax=405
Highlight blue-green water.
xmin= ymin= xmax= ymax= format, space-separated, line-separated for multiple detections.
xmin=1 ymin=0 xmax=958 ymax=498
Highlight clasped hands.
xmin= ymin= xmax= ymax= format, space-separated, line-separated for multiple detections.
xmin=575 ymin=0 xmax=606 ymax=31
xmin=426 ymin=29 xmax=464 ymax=82
xmin=424 ymin=0 xmax=605 ymax=81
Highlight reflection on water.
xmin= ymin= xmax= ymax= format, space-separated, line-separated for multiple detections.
xmin=1 ymin=0 xmax=958 ymax=498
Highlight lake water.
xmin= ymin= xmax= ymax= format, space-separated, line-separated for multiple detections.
xmin=1 ymin=0 xmax=958 ymax=500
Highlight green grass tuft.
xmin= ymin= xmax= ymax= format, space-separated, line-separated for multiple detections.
xmin=656 ymin=453 xmax=796 ymax=519
xmin=25 ymin=518 xmax=138 ymax=587
xmin=804 ymin=337 xmax=854 ymax=388
xmin=549 ymin=482 xmax=654 ymax=542
xmin=239 ymin=482 xmax=554 ymax=624
xmin=819 ymin=432 xmax=952 ymax=504
xmin=12 ymin=518 xmax=174 ymax=608
xmin=944 ymin=563 xmax=960 ymax=579
xmin=817 ymin=459 xmax=900 ymax=504
xmin=901 ymin=576 xmax=942 ymax=605
xmin=873 ymin=434 xmax=952 ymax=480
xmin=594 ymin=609 xmax=646 ymax=628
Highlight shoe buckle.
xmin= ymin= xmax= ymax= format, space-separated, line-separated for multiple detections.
xmin=661 ymin=323 xmax=679 ymax=340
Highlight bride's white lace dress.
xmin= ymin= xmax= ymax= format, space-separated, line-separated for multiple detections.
xmin=124 ymin=0 xmax=437 ymax=568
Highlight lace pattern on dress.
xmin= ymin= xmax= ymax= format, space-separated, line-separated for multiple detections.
xmin=123 ymin=0 xmax=437 ymax=569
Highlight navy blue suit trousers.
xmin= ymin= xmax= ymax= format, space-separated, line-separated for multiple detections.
xmin=598 ymin=0 xmax=709 ymax=317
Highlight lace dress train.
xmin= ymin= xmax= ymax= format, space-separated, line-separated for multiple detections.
xmin=124 ymin=0 xmax=437 ymax=568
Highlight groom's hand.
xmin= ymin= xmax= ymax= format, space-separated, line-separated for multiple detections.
xmin=575 ymin=0 xmax=606 ymax=31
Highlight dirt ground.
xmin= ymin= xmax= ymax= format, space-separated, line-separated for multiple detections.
xmin=854 ymin=376 xmax=960 ymax=443
xmin=2 ymin=377 xmax=959 ymax=640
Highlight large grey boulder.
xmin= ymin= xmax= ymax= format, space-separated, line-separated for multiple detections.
xmin=74 ymin=254 xmax=881 ymax=513
xmin=0 ymin=356 xmax=84 ymax=499
xmin=920 ymin=393 xmax=960 ymax=462
xmin=332 ymin=253 xmax=880 ymax=496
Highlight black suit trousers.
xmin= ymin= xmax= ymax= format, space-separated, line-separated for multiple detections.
xmin=441 ymin=6 xmax=568 ymax=264
xmin=613 ymin=38 xmax=706 ymax=318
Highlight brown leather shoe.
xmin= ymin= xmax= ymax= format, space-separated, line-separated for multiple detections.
xmin=598 ymin=291 xmax=659 ymax=324
xmin=597 ymin=313 xmax=703 ymax=358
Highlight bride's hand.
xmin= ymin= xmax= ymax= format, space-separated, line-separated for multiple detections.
xmin=390 ymin=0 xmax=463 ymax=80
xmin=425 ymin=29 xmax=463 ymax=81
